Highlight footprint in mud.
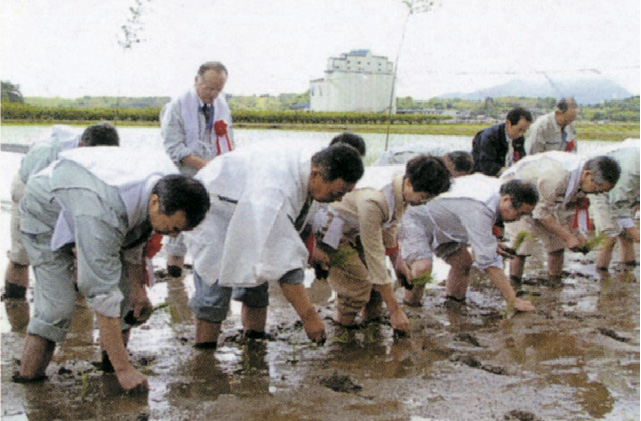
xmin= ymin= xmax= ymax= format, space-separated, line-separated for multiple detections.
xmin=320 ymin=371 xmax=362 ymax=393
xmin=450 ymin=353 xmax=510 ymax=375
xmin=503 ymin=409 xmax=543 ymax=421
xmin=597 ymin=327 xmax=630 ymax=343
xmin=453 ymin=333 xmax=481 ymax=347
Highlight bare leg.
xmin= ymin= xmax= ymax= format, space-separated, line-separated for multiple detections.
xmin=619 ymin=235 xmax=636 ymax=264
xmin=194 ymin=317 xmax=221 ymax=347
xmin=547 ymin=249 xmax=565 ymax=278
xmin=509 ymin=255 xmax=527 ymax=282
xmin=403 ymin=284 xmax=425 ymax=306
xmin=241 ymin=305 xmax=267 ymax=335
xmin=18 ymin=334 xmax=56 ymax=380
xmin=444 ymin=247 xmax=473 ymax=300
xmin=361 ymin=289 xmax=382 ymax=321
xmin=3 ymin=262 xmax=29 ymax=300
xmin=336 ymin=310 xmax=357 ymax=327
xmin=596 ymin=237 xmax=617 ymax=270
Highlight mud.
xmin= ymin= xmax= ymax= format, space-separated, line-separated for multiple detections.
xmin=1 ymin=239 xmax=639 ymax=420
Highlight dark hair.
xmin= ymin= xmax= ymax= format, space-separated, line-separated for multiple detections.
xmin=584 ymin=156 xmax=621 ymax=186
xmin=312 ymin=144 xmax=364 ymax=184
xmin=444 ymin=151 xmax=474 ymax=174
xmin=506 ymin=107 xmax=533 ymax=125
xmin=329 ymin=132 xmax=366 ymax=157
xmin=405 ymin=155 xmax=451 ymax=195
xmin=80 ymin=122 xmax=120 ymax=147
xmin=557 ymin=97 xmax=577 ymax=113
xmin=152 ymin=175 xmax=210 ymax=230
xmin=499 ymin=179 xmax=539 ymax=209
xmin=198 ymin=61 xmax=228 ymax=78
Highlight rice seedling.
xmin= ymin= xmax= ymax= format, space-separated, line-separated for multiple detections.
xmin=80 ymin=371 xmax=89 ymax=399
xmin=410 ymin=271 xmax=433 ymax=287
xmin=503 ymin=299 xmax=514 ymax=320
xmin=582 ymin=232 xmax=607 ymax=254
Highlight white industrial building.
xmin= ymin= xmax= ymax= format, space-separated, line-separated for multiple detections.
xmin=310 ymin=49 xmax=396 ymax=113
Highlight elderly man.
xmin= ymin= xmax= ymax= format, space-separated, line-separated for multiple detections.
xmin=526 ymin=97 xmax=579 ymax=154
xmin=397 ymin=151 xmax=472 ymax=306
xmin=399 ymin=175 xmax=539 ymax=312
xmin=471 ymin=107 xmax=533 ymax=176
xmin=501 ymin=152 xmax=621 ymax=285
xmin=3 ymin=123 xmax=120 ymax=301
xmin=185 ymin=143 xmax=364 ymax=348
xmin=311 ymin=155 xmax=451 ymax=334
xmin=589 ymin=143 xmax=640 ymax=271
xmin=14 ymin=147 xmax=210 ymax=393
xmin=161 ymin=61 xmax=234 ymax=277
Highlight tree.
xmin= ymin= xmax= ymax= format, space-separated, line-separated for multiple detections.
xmin=1 ymin=80 xmax=24 ymax=103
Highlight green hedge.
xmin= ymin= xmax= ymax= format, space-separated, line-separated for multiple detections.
xmin=1 ymin=102 xmax=451 ymax=125
xmin=1 ymin=102 xmax=159 ymax=122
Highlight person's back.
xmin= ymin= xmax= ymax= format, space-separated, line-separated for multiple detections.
xmin=3 ymin=123 xmax=119 ymax=301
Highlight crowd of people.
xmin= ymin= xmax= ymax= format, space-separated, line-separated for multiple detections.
xmin=3 ymin=61 xmax=639 ymax=394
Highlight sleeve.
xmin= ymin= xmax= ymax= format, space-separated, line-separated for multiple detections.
xmin=160 ymin=101 xmax=193 ymax=165
xmin=459 ymin=206 xmax=502 ymax=269
xmin=609 ymin=157 xmax=640 ymax=220
xmin=476 ymin=131 xmax=503 ymax=176
xmin=590 ymin=192 xmax=620 ymax=237
xmin=526 ymin=121 xmax=545 ymax=155
xmin=398 ymin=208 xmax=433 ymax=265
xmin=357 ymin=197 xmax=390 ymax=285
xmin=19 ymin=145 xmax=58 ymax=183
xmin=532 ymin=170 xmax=568 ymax=221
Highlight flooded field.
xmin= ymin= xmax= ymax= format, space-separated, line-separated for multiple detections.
xmin=1 ymin=236 xmax=638 ymax=420
xmin=1 ymin=130 xmax=638 ymax=420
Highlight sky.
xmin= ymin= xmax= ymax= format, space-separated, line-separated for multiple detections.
xmin=1 ymin=0 xmax=639 ymax=99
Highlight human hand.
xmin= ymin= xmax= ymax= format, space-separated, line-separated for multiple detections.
xmin=395 ymin=260 xmax=413 ymax=290
xmin=566 ymin=234 xmax=586 ymax=252
xmin=301 ymin=308 xmax=326 ymax=344
xmin=512 ymin=297 xmax=535 ymax=312
xmin=128 ymin=287 xmax=152 ymax=325
xmin=312 ymin=247 xmax=330 ymax=270
xmin=390 ymin=309 xmax=410 ymax=336
xmin=116 ymin=366 xmax=149 ymax=393
xmin=497 ymin=243 xmax=516 ymax=259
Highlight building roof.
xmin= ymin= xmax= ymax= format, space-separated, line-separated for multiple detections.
xmin=347 ymin=49 xmax=370 ymax=57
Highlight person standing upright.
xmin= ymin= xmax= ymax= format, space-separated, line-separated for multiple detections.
xmin=161 ymin=61 xmax=234 ymax=277
xmin=526 ymin=97 xmax=579 ymax=155
xmin=471 ymin=107 xmax=533 ymax=176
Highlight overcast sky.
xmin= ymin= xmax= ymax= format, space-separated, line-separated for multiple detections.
xmin=1 ymin=0 xmax=639 ymax=99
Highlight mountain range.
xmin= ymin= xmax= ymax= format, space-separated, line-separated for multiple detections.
xmin=439 ymin=77 xmax=634 ymax=105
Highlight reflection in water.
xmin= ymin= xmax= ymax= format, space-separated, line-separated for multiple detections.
xmin=164 ymin=276 xmax=193 ymax=325
xmin=167 ymin=351 xmax=231 ymax=405
xmin=58 ymin=294 xmax=96 ymax=361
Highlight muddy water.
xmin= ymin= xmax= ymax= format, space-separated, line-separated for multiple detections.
xmin=2 ymin=242 xmax=639 ymax=420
